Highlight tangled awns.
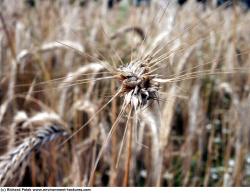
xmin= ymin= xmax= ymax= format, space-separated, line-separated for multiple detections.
xmin=1 ymin=0 xmax=250 ymax=187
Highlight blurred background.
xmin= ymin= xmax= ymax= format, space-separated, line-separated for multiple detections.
xmin=0 ymin=0 xmax=250 ymax=187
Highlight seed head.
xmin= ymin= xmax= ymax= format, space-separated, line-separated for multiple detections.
xmin=117 ymin=60 xmax=159 ymax=110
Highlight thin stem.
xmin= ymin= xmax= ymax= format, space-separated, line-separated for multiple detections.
xmin=122 ymin=107 xmax=133 ymax=186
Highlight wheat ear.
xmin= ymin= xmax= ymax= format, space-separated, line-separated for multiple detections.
xmin=0 ymin=112 xmax=68 ymax=186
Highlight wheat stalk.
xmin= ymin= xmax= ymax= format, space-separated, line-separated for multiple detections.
xmin=0 ymin=112 xmax=68 ymax=186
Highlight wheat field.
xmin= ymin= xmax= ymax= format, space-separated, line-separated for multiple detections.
xmin=0 ymin=0 xmax=250 ymax=187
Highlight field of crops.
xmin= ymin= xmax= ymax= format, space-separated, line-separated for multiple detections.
xmin=0 ymin=0 xmax=250 ymax=187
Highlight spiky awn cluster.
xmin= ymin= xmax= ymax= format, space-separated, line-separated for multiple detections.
xmin=117 ymin=60 xmax=159 ymax=111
